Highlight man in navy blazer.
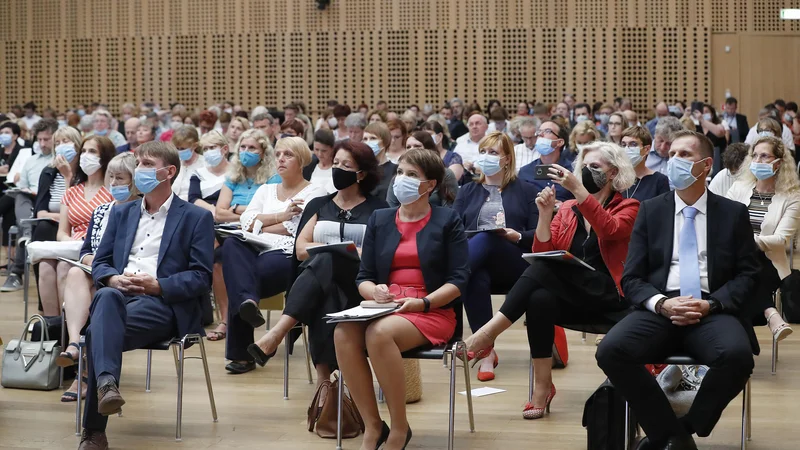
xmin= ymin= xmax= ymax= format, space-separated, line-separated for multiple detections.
xmin=78 ymin=142 xmax=214 ymax=450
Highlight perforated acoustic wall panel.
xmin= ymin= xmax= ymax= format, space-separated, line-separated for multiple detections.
xmin=0 ymin=0 xmax=796 ymax=116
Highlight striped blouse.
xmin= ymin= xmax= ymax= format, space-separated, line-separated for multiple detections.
xmin=747 ymin=189 xmax=774 ymax=234
xmin=48 ymin=174 xmax=67 ymax=212
xmin=61 ymin=183 xmax=114 ymax=240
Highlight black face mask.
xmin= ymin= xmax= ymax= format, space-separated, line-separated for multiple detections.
xmin=332 ymin=167 xmax=359 ymax=190
xmin=582 ymin=165 xmax=608 ymax=194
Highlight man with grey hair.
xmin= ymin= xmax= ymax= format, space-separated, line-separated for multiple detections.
xmin=450 ymin=97 xmax=465 ymax=122
xmin=646 ymin=116 xmax=684 ymax=176
xmin=79 ymin=114 xmax=95 ymax=135
xmin=343 ymin=112 xmax=367 ymax=143
xmin=89 ymin=110 xmax=127 ymax=147
xmin=251 ymin=112 xmax=278 ymax=144
xmin=454 ymin=112 xmax=488 ymax=170
xmin=513 ymin=116 xmax=542 ymax=173
xmin=116 ymin=117 xmax=141 ymax=153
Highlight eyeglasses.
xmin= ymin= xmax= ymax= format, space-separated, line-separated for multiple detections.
xmin=388 ymin=284 xmax=420 ymax=299
xmin=534 ymin=129 xmax=557 ymax=137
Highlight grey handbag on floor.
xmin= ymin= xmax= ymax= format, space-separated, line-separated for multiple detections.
xmin=2 ymin=314 xmax=62 ymax=390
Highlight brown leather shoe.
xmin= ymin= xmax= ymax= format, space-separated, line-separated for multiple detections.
xmin=78 ymin=429 xmax=108 ymax=450
xmin=97 ymin=381 xmax=125 ymax=416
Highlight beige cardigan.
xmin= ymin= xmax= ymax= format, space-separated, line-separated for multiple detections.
xmin=726 ymin=180 xmax=800 ymax=279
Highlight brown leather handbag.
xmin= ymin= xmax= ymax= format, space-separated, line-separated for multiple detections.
xmin=307 ymin=373 xmax=365 ymax=439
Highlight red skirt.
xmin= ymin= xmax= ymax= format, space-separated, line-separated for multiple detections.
xmin=396 ymin=307 xmax=456 ymax=346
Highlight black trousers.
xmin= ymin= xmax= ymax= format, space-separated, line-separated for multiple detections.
xmin=222 ymin=239 xmax=292 ymax=362
xmin=284 ymin=252 xmax=361 ymax=368
xmin=499 ymin=260 xmax=622 ymax=358
xmin=0 ymin=193 xmax=15 ymax=246
xmin=745 ymin=251 xmax=781 ymax=326
xmin=596 ymin=310 xmax=754 ymax=442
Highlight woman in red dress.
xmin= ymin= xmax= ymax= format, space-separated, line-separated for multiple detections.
xmin=335 ymin=149 xmax=469 ymax=450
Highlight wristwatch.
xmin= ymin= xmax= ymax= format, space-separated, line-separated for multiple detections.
xmin=422 ymin=297 xmax=431 ymax=313
xmin=707 ymin=299 xmax=722 ymax=314
xmin=655 ymin=297 xmax=667 ymax=316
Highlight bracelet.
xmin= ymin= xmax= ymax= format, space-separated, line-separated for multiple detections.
xmin=422 ymin=297 xmax=431 ymax=313
xmin=655 ymin=297 xmax=667 ymax=316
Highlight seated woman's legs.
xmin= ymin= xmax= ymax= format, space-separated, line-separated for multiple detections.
xmin=523 ymin=288 xmax=562 ymax=410
xmin=334 ymin=322 xmax=381 ymax=450
xmin=60 ymin=265 xmax=93 ymax=401
xmin=38 ymin=260 xmax=61 ymax=315
xmin=365 ymin=315 xmax=429 ymax=448
xmin=208 ymin=261 xmax=228 ymax=340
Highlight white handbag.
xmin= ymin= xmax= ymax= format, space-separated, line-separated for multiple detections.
xmin=1 ymin=315 xmax=62 ymax=391
xmin=25 ymin=240 xmax=83 ymax=264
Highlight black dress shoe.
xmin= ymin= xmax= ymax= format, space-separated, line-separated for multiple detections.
xmin=239 ymin=300 xmax=266 ymax=328
xmin=374 ymin=421 xmax=390 ymax=450
xmin=247 ymin=343 xmax=277 ymax=367
xmin=225 ymin=361 xmax=256 ymax=374
xmin=635 ymin=437 xmax=654 ymax=450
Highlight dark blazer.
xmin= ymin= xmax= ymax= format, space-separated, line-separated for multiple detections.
xmin=357 ymin=206 xmax=470 ymax=307
xmin=116 ymin=143 xmax=132 ymax=154
xmin=32 ymin=166 xmax=60 ymax=217
xmin=518 ymin=151 xmax=576 ymax=202
xmin=92 ymin=196 xmax=215 ymax=337
xmin=448 ymin=120 xmax=468 ymax=141
xmin=453 ymin=178 xmax=538 ymax=250
xmin=302 ymin=154 xmax=320 ymax=181
xmin=734 ymin=114 xmax=749 ymax=143
xmin=621 ymin=191 xmax=761 ymax=352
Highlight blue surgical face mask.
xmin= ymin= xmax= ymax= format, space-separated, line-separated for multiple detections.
xmin=626 ymin=146 xmax=644 ymax=167
xmin=178 ymin=148 xmax=194 ymax=161
xmin=534 ymin=137 xmax=556 ymax=156
xmin=58 ymin=120 xmax=68 ymax=128
xmin=702 ymin=113 xmax=712 ymax=122
xmin=77 ymin=109 xmax=86 ymax=117
xmin=393 ymin=175 xmax=425 ymax=205
xmin=476 ymin=153 xmax=503 ymax=176
xmin=750 ymin=160 xmax=777 ymax=180
xmin=576 ymin=114 xmax=589 ymax=122
xmin=55 ymin=143 xmax=77 ymax=162
xmin=667 ymin=156 xmax=703 ymax=190
xmin=239 ymin=151 xmax=261 ymax=168
xmin=0 ymin=134 xmax=13 ymax=147
xmin=110 ymin=184 xmax=131 ymax=202
xmin=758 ymin=130 xmax=775 ymax=138
xmin=366 ymin=141 xmax=381 ymax=155
xmin=203 ymin=148 xmax=223 ymax=167
xmin=134 ymin=167 xmax=168 ymax=194
xmin=94 ymin=129 xmax=108 ymax=136
xmin=595 ymin=114 xmax=610 ymax=125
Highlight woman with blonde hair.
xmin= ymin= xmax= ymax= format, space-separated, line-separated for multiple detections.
xmin=56 ymin=152 xmax=139 ymax=401
xmin=189 ymin=131 xmax=231 ymax=216
xmin=454 ymin=131 xmax=539 ymax=382
xmin=569 ymin=120 xmax=602 ymax=155
xmin=726 ymin=136 xmax=800 ymax=342
xmin=225 ymin=116 xmax=250 ymax=145
xmin=208 ymin=129 xmax=278 ymax=342
xmin=221 ymin=136 xmax=327 ymax=373
xmin=465 ymin=141 xmax=638 ymax=419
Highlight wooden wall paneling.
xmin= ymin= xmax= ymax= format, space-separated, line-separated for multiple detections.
xmin=386 ymin=30 xmax=412 ymax=110
xmin=739 ymin=35 xmax=800 ymax=120
xmin=710 ymin=34 xmax=741 ymax=116
xmin=481 ymin=28 xmax=499 ymax=103
xmin=0 ymin=43 xmax=6 ymax=109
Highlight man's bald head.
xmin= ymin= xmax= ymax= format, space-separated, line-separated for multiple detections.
xmin=124 ymin=117 xmax=141 ymax=145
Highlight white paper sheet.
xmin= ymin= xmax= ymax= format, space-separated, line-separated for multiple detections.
xmin=458 ymin=387 xmax=506 ymax=397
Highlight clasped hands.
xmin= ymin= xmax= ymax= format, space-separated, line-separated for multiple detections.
xmin=660 ymin=296 xmax=710 ymax=326
xmin=107 ymin=272 xmax=161 ymax=296
xmin=372 ymin=284 xmax=425 ymax=313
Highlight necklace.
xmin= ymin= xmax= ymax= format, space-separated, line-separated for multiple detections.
xmin=627 ymin=178 xmax=641 ymax=199
xmin=754 ymin=188 xmax=772 ymax=206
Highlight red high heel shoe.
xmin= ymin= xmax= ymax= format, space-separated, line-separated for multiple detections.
xmin=522 ymin=384 xmax=556 ymax=420
xmin=466 ymin=345 xmax=494 ymax=362
xmin=476 ymin=350 xmax=499 ymax=382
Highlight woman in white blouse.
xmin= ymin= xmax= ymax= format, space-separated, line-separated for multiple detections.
xmin=221 ymin=136 xmax=327 ymax=374
xmin=727 ymin=136 xmax=800 ymax=342
xmin=188 ymin=130 xmax=230 ymax=218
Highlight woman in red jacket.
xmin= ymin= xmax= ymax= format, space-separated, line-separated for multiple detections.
xmin=465 ymin=141 xmax=640 ymax=420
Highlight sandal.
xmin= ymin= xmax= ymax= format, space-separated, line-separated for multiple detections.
xmin=56 ymin=342 xmax=80 ymax=368
xmin=767 ymin=312 xmax=793 ymax=342
xmin=207 ymin=322 xmax=227 ymax=341
xmin=61 ymin=376 xmax=88 ymax=403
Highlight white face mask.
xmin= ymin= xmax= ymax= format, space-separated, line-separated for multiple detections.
xmin=80 ymin=153 xmax=102 ymax=176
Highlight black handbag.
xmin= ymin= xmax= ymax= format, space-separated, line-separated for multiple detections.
xmin=780 ymin=270 xmax=800 ymax=323
xmin=583 ymin=378 xmax=637 ymax=450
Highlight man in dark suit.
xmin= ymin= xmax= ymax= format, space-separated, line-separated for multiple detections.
xmin=596 ymin=130 xmax=760 ymax=450
xmin=78 ymin=142 xmax=214 ymax=450
xmin=722 ymin=97 xmax=749 ymax=144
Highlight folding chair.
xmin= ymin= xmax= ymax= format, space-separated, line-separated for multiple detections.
xmin=259 ymin=293 xmax=313 ymax=399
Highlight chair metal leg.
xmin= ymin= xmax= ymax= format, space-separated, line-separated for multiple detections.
xmin=175 ymin=341 xmax=186 ymax=441
xmin=528 ymin=357 xmax=534 ymax=402
xmin=624 ymin=400 xmax=632 ymax=450
xmin=302 ymin=325 xmax=313 ymax=384
xmin=172 ymin=344 xmax=180 ymax=377
xmin=266 ymin=310 xmax=271 ymax=330
xmin=336 ymin=371 xmax=344 ymax=450
xmin=741 ymin=379 xmax=749 ymax=449
xmin=772 ymin=336 xmax=778 ymax=375
xmin=75 ymin=343 xmax=84 ymax=436
xmin=197 ymin=336 xmax=218 ymax=422
xmin=746 ymin=378 xmax=751 ymax=440
xmin=60 ymin=309 xmax=66 ymax=387
xmin=581 ymin=331 xmax=586 ymax=343
xmin=460 ymin=344 xmax=475 ymax=434
xmin=283 ymin=332 xmax=290 ymax=400
xmin=145 ymin=350 xmax=153 ymax=392
xmin=22 ymin=255 xmax=29 ymax=322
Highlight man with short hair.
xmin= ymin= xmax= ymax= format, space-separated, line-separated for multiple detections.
xmin=646 ymin=102 xmax=670 ymax=137
xmin=283 ymin=103 xmax=299 ymax=124
xmin=623 ymin=109 xmax=639 ymax=128
xmin=513 ymin=117 xmax=541 ymax=173
xmin=620 ymin=97 xmax=633 ymax=112
xmin=553 ymin=102 xmax=570 ymax=119
xmin=443 ymin=103 xmax=468 ymax=140
xmin=454 ymin=113 xmax=488 ymax=171
xmin=743 ymin=105 xmax=795 ymax=151
xmin=563 ymin=93 xmax=576 ymax=121
xmin=22 ymin=101 xmax=42 ymax=130
xmin=597 ymin=130 xmax=759 ymax=450
xmin=251 ymin=112 xmax=277 ymax=144
xmin=116 ymin=117 xmax=141 ymax=153
xmin=77 ymin=141 xmax=214 ymax=450
xmin=0 ymin=119 xmax=57 ymax=292
xmin=720 ymin=97 xmax=748 ymax=144
xmin=79 ymin=114 xmax=95 ymax=134
xmin=89 ymin=110 xmax=127 ymax=147
xmin=375 ymin=100 xmax=388 ymax=111
xmin=646 ymin=116 xmax=684 ymax=177
xmin=518 ymin=120 xmax=574 ymax=202
xmin=572 ymin=103 xmax=591 ymax=125
xmin=450 ymin=97 xmax=465 ymax=122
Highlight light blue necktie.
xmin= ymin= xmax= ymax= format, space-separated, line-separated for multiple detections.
xmin=679 ymin=206 xmax=702 ymax=299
